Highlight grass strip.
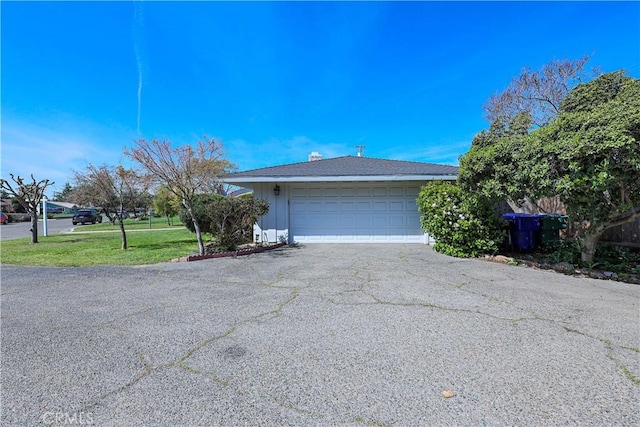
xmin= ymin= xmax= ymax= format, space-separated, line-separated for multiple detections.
xmin=1 ymin=228 xmax=198 ymax=266
xmin=73 ymin=215 xmax=185 ymax=231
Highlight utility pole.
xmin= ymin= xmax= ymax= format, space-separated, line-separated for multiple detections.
xmin=355 ymin=145 xmax=365 ymax=157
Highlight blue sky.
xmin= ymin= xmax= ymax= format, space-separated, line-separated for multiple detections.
xmin=2 ymin=1 xmax=639 ymax=196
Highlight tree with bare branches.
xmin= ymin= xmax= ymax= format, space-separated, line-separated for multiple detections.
xmin=1 ymin=174 xmax=54 ymax=243
xmin=484 ymin=55 xmax=599 ymax=128
xmin=126 ymin=137 xmax=233 ymax=255
xmin=72 ymin=165 xmax=145 ymax=250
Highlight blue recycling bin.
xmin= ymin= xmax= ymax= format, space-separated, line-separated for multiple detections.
xmin=502 ymin=213 xmax=545 ymax=251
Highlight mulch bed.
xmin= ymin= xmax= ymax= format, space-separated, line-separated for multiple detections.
xmin=483 ymin=253 xmax=640 ymax=285
xmin=172 ymin=242 xmax=287 ymax=262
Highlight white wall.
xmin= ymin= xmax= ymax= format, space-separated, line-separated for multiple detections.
xmin=253 ymin=183 xmax=289 ymax=244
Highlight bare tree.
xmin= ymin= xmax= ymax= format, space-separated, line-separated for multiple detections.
xmin=72 ymin=165 xmax=144 ymax=250
xmin=126 ymin=137 xmax=232 ymax=255
xmin=1 ymin=174 xmax=54 ymax=243
xmin=484 ymin=55 xmax=599 ymax=127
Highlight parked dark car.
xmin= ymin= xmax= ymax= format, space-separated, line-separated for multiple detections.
xmin=72 ymin=209 xmax=103 ymax=225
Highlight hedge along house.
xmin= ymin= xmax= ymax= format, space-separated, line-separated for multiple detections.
xmin=223 ymin=154 xmax=458 ymax=244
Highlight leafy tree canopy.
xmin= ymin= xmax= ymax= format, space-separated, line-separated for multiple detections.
xmin=153 ymin=185 xmax=181 ymax=225
xmin=529 ymin=72 xmax=640 ymax=261
xmin=460 ymin=70 xmax=639 ymax=262
xmin=53 ymin=182 xmax=74 ymax=202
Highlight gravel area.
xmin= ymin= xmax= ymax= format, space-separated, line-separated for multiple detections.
xmin=1 ymin=244 xmax=639 ymax=426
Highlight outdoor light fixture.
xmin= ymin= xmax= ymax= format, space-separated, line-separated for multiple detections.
xmin=273 ymin=185 xmax=281 ymax=196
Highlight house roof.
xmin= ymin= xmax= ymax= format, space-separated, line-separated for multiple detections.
xmin=224 ymin=156 xmax=458 ymax=183
xmin=47 ymin=201 xmax=78 ymax=209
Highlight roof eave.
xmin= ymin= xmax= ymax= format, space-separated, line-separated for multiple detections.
xmin=223 ymin=174 xmax=457 ymax=184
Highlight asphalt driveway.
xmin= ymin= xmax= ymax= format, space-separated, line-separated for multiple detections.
xmin=0 ymin=218 xmax=75 ymax=241
xmin=1 ymin=245 xmax=638 ymax=426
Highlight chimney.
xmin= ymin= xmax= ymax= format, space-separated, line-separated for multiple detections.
xmin=308 ymin=151 xmax=322 ymax=161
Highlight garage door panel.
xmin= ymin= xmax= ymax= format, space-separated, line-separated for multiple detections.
xmin=340 ymin=216 xmax=356 ymax=227
xmin=340 ymin=202 xmax=355 ymax=212
xmin=291 ymin=188 xmax=307 ymax=197
xmin=357 ymin=188 xmax=371 ymax=197
xmin=407 ymin=216 xmax=421 ymax=227
xmin=373 ymin=187 xmax=387 ymax=197
xmin=406 ymin=186 xmax=420 ymax=197
xmin=389 ymin=187 xmax=404 ymax=196
xmin=357 ymin=202 xmax=371 ymax=212
xmin=373 ymin=216 xmax=388 ymax=227
xmin=388 ymin=215 xmax=406 ymax=226
xmin=373 ymin=202 xmax=387 ymax=211
xmin=308 ymin=202 xmax=323 ymax=212
xmin=290 ymin=201 xmax=307 ymax=213
xmin=356 ymin=216 xmax=372 ymax=227
xmin=389 ymin=201 xmax=404 ymax=211
xmin=324 ymin=202 xmax=339 ymax=213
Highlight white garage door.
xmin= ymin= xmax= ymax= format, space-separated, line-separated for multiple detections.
xmin=289 ymin=183 xmax=427 ymax=243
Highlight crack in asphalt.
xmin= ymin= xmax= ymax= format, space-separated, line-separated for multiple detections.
xmin=336 ymin=259 xmax=640 ymax=388
xmin=272 ymin=397 xmax=326 ymax=420
xmin=47 ymin=256 xmax=640 ymax=423
xmin=75 ymin=286 xmax=301 ymax=416
xmin=563 ymin=326 xmax=640 ymax=386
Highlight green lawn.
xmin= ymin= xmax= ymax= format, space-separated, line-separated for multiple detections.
xmin=0 ymin=227 xmax=199 ymax=266
xmin=74 ymin=215 xmax=184 ymax=231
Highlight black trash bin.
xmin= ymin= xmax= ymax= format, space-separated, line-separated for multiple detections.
xmin=538 ymin=214 xmax=568 ymax=248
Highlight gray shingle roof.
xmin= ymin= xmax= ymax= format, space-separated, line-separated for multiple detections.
xmin=225 ymin=156 xmax=458 ymax=179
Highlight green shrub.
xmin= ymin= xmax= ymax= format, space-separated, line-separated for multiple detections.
xmin=541 ymin=239 xmax=639 ymax=273
xmin=11 ymin=213 xmax=31 ymax=222
xmin=416 ymin=182 xmax=502 ymax=257
xmin=590 ymin=243 xmax=640 ymax=273
xmin=180 ymin=194 xmax=269 ymax=251
xmin=542 ymin=238 xmax=582 ymax=265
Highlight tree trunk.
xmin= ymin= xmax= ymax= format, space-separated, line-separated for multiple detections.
xmin=119 ymin=217 xmax=128 ymax=250
xmin=193 ymin=217 xmax=205 ymax=255
xmin=581 ymin=231 xmax=603 ymax=264
xmin=185 ymin=203 xmax=205 ymax=255
xmin=30 ymin=212 xmax=38 ymax=244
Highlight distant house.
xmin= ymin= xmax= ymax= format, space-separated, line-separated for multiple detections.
xmin=226 ymin=187 xmax=253 ymax=198
xmin=1 ymin=198 xmax=14 ymax=213
xmin=44 ymin=201 xmax=78 ymax=213
xmin=223 ymin=155 xmax=458 ymax=244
